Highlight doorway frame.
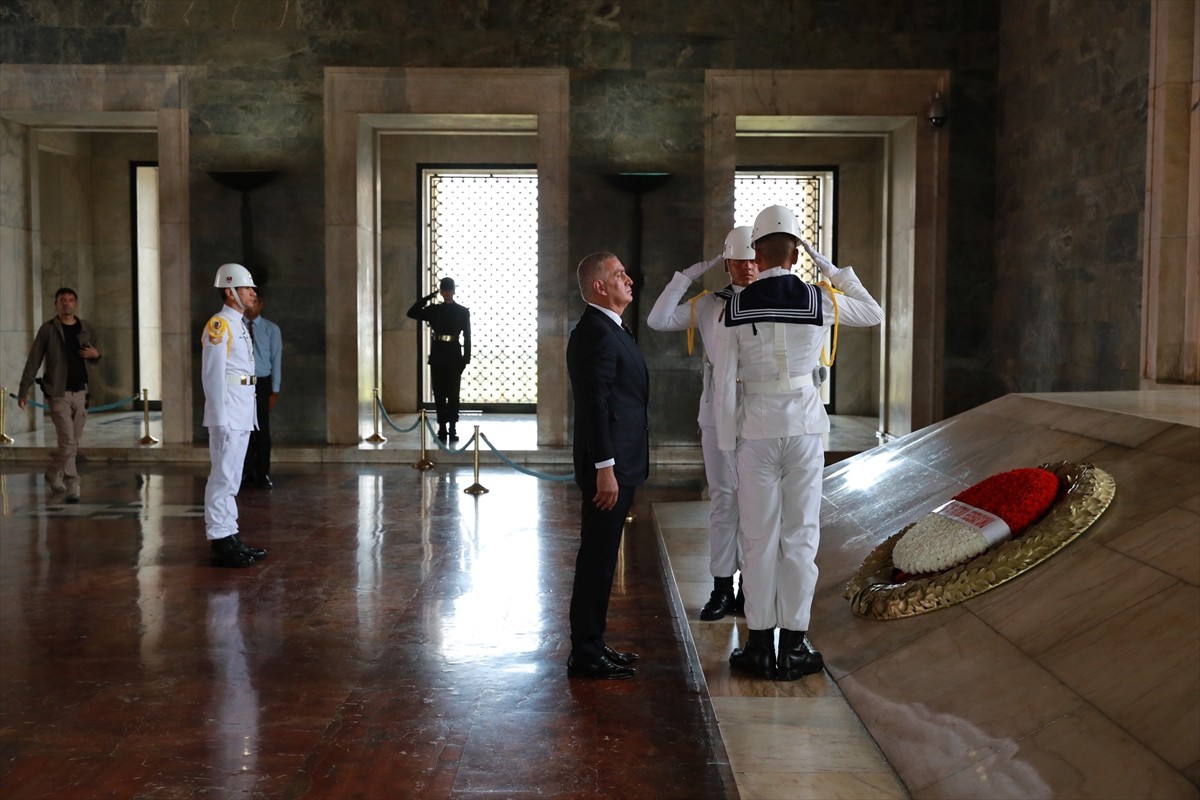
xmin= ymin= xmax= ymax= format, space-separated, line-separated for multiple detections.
xmin=323 ymin=68 xmax=570 ymax=446
xmin=705 ymin=69 xmax=950 ymax=438
xmin=0 ymin=65 xmax=192 ymax=443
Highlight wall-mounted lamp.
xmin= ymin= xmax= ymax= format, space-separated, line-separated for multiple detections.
xmin=927 ymin=91 xmax=947 ymax=129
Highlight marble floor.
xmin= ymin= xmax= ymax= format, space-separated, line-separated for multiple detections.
xmin=0 ymin=461 xmax=738 ymax=799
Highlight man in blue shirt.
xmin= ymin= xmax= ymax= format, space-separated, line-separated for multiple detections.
xmin=241 ymin=293 xmax=282 ymax=490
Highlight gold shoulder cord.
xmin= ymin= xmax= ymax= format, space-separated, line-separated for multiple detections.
xmin=816 ymin=281 xmax=840 ymax=367
xmin=686 ymin=290 xmax=711 ymax=355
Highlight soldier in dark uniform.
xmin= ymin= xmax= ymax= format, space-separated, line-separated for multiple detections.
xmin=407 ymin=276 xmax=471 ymax=440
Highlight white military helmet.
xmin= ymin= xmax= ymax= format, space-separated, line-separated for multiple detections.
xmin=751 ymin=204 xmax=802 ymax=244
xmin=722 ymin=226 xmax=756 ymax=260
xmin=214 ymin=262 xmax=256 ymax=289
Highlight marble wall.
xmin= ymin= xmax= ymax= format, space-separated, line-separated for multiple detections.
xmin=993 ymin=0 xmax=1152 ymax=394
xmin=1 ymin=0 xmax=1161 ymax=445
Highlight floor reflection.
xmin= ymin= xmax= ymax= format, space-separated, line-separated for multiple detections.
xmin=0 ymin=462 xmax=731 ymax=798
xmin=205 ymin=588 xmax=260 ymax=793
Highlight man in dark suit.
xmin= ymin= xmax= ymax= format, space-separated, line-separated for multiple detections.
xmin=565 ymin=252 xmax=650 ymax=680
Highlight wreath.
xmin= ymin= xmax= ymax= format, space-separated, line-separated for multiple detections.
xmin=845 ymin=461 xmax=1115 ymax=620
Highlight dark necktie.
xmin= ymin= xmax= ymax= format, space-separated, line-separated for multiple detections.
xmin=622 ymin=323 xmax=634 ymax=338
xmin=246 ymin=319 xmax=255 ymax=343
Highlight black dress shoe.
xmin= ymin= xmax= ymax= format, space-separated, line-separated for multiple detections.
xmin=256 ymin=475 xmax=273 ymax=490
xmin=776 ymin=629 xmax=824 ymax=681
xmin=232 ymin=535 xmax=268 ymax=561
xmin=211 ymin=535 xmax=256 ymax=568
xmin=700 ymin=585 xmax=737 ymax=620
xmin=437 ymin=426 xmax=448 ymax=441
xmin=567 ymin=653 xmax=635 ymax=680
xmin=602 ymin=644 xmax=639 ymax=665
xmin=729 ymin=629 xmax=776 ymax=679
xmin=448 ymin=426 xmax=459 ymax=441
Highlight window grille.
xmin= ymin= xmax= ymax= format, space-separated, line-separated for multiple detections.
xmin=734 ymin=171 xmax=834 ymax=283
xmin=735 ymin=170 xmax=836 ymax=405
xmin=422 ymin=169 xmax=538 ymax=407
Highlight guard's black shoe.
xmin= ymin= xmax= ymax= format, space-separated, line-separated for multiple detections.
xmin=211 ymin=535 xmax=256 ymax=568
xmin=437 ymin=425 xmax=448 ymax=441
xmin=567 ymin=653 xmax=635 ymax=680
xmin=232 ymin=535 xmax=268 ymax=561
xmin=700 ymin=584 xmax=737 ymax=620
xmin=730 ymin=629 xmax=776 ymax=679
xmin=602 ymin=643 xmax=639 ymax=665
xmin=776 ymin=629 xmax=824 ymax=681
xmin=448 ymin=425 xmax=459 ymax=441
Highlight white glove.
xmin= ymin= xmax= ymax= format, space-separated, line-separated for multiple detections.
xmin=801 ymin=240 xmax=841 ymax=278
xmin=682 ymin=253 xmax=725 ymax=281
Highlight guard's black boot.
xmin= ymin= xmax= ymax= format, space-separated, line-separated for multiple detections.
xmin=448 ymin=424 xmax=459 ymax=441
xmin=211 ymin=535 xmax=256 ymax=568
xmin=729 ymin=628 xmax=776 ymax=679
xmin=700 ymin=576 xmax=736 ymax=620
xmin=776 ymin=629 xmax=824 ymax=681
xmin=232 ymin=535 xmax=268 ymax=561
xmin=437 ymin=424 xmax=448 ymax=441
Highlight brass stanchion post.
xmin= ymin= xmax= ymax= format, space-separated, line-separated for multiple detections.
xmin=464 ymin=424 xmax=488 ymax=495
xmin=137 ymin=389 xmax=159 ymax=445
xmin=365 ymin=387 xmax=387 ymax=443
xmin=0 ymin=387 xmax=14 ymax=445
xmin=413 ymin=408 xmax=434 ymax=471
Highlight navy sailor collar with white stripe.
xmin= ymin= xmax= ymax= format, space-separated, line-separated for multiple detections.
xmin=723 ymin=271 xmax=824 ymax=327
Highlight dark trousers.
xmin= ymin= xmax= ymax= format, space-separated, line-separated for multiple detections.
xmin=568 ymin=484 xmax=636 ymax=660
xmin=430 ymin=362 xmax=464 ymax=426
xmin=243 ymin=377 xmax=272 ymax=481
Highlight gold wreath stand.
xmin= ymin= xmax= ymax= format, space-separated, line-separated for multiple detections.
xmin=845 ymin=461 xmax=1116 ymax=620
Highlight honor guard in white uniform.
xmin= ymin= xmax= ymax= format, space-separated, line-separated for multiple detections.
xmin=647 ymin=227 xmax=759 ymax=620
xmin=202 ymin=263 xmax=268 ymax=568
xmin=713 ymin=206 xmax=884 ymax=680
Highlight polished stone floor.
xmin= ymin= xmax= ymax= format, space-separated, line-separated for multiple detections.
xmin=0 ymin=462 xmax=737 ymax=799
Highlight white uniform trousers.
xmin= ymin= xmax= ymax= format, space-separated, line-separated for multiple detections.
xmin=700 ymin=423 xmax=741 ymax=577
xmin=735 ymin=433 xmax=824 ymax=631
xmin=205 ymin=426 xmax=251 ymax=540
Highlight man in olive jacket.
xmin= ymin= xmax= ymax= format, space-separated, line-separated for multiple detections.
xmin=17 ymin=287 xmax=102 ymax=503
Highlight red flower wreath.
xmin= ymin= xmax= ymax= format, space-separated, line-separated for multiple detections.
xmin=891 ymin=467 xmax=1061 ymax=576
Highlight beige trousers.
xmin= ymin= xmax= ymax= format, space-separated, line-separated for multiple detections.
xmin=49 ymin=389 xmax=88 ymax=478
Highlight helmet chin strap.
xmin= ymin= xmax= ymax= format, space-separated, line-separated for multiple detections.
xmin=229 ymin=288 xmax=247 ymax=312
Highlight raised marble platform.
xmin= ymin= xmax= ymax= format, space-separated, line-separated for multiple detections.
xmin=654 ymin=389 xmax=1199 ymax=799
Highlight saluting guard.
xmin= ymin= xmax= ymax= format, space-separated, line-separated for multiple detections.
xmin=646 ymin=226 xmax=760 ymax=621
xmin=713 ymin=206 xmax=884 ymax=681
xmin=407 ymin=276 xmax=471 ymax=441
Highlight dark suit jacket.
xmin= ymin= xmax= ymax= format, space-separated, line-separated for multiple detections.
xmin=567 ymin=305 xmax=650 ymax=490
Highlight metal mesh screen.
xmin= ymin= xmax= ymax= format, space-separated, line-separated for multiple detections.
xmin=734 ymin=172 xmax=832 ymax=283
xmin=424 ymin=169 xmax=538 ymax=406
xmin=735 ymin=170 xmax=835 ymax=404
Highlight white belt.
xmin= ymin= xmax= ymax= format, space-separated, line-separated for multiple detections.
xmin=742 ymin=366 xmax=827 ymax=394
xmin=226 ymin=374 xmax=257 ymax=386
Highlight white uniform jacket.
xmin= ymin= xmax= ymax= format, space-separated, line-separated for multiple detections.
xmin=201 ymin=305 xmax=258 ymax=432
xmin=713 ymin=267 xmax=883 ymax=451
xmin=645 ymin=270 xmax=744 ymax=428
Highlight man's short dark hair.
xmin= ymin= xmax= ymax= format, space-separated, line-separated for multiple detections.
xmin=54 ymin=287 xmax=77 ymax=300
